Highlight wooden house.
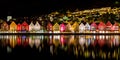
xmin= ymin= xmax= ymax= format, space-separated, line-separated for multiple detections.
xmin=47 ymin=22 xmax=53 ymax=33
xmin=17 ymin=23 xmax=22 ymax=32
xmin=53 ymin=23 xmax=60 ymax=33
xmin=1 ymin=21 xmax=9 ymax=32
xmin=79 ymin=23 xmax=85 ymax=33
xmin=106 ymin=21 xmax=112 ymax=33
xmin=60 ymin=23 xmax=66 ymax=32
xmin=98 ymin=22 xmax=106 ymax=33
xmin=72 ymin=22 xmax=79 ymax=33
xmin=85 ymin=22 xmax=90 ymax=33
xmin=10 ymin=21 xmax=17 ymax=33
xmin=90 ymin=22 xmax=97 ymax=33
xmin=34 ymin=21 xmax=41 ymax=33
xmin=29 ymin=22 xmax=35 ymax=32
xmin=21 ymin=21 xmax=29 ymax=33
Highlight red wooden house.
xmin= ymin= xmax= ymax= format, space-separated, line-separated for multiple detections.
xmin=21 ymin=21 xmax=29 ymax=32
xmin=98 ymin=22 xmax=106 ymax=33
xmin=90 ymin=22 xmax=97 ymax=33
xmin=17 ymin=23 xmax=22 ymax=32
xmin=106 ymin=21 xmax=112 ymax=33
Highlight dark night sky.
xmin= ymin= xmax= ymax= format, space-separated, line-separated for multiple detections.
xmin=0 ymin=0 xmax=119 ymax=17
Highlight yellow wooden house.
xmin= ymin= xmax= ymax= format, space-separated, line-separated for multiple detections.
xmin=53 ymin=23 xmax=60 ymax=33
xmin=72 ymin=22 xmax=79 ymax=33
xmin=10 ymin=21 xmax=17 ymax=32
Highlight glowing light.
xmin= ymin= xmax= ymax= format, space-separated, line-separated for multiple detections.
xmin=60 ymin=23 xmax=65 ymax=32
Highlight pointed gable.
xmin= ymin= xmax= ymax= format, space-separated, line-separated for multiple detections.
xmin=106 ymin=21 xmax=112 ymax=30
xmin=10 ymin=21 xmax=17 ymax=31
xmin=90 ymin=22 xmax=97 ymax=30
xmin=29 ymin=22 xmax=34 ymax=31
xmin=85 ymin=22 xmax=90 ymax=30
xmin=22 ymin=21 xmax=29 ymax=31
xmin=1 ymin=21 xmax=9 ymax=31
xmin=98 ymin=22 xmax=106 ymax=30
xmin=34 ymin=21 xmax=41 ymax=31
xmin=72 ymin=22 xmax=79 ymax=31
xmin=53 ymin=23 xmax=60 ymax=31
xmin=79 ymin=23 xmax=85 ymax=30
xmin=106 ymin=21 xmax=112 ymax=27
xmin=112 ymin=22 xmax=119 ymax=30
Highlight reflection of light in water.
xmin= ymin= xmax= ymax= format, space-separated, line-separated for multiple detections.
xmin=40 ymin=35 xmax=44 ymax=40
xmin=34 ymin=38 xmax=40 ymax=48
xmin=86 ymin=39 xmax=91 ymax=46
xmin=69 ymin=35 xmax=74 ymax=44
xmin=106 ymin=35 xmax=109 ymax=40
xmin=79 ymin=36 xmax=85 ymax=45
xmin=29 ymin=36 xmax=34 ymax=48
xmin=93 ymin=35 xmax=96 ymax=40
xmin=2 ymin=35 xmax=9 ymax=39
xmin=17 ymin=36 xmax=21 ymax=45
xmin=7 ymin=46 xmax=12 ymax=53
xmin=39 ymin=46 xmax=42 ymax=52
xmin=49 ymin=35 xmax=52 ymax=39
xmin=53 ymin=35 xmax=60 ymax=40
xmin=9 ymin=35 xmax=17 ymax=48
xmin=99 ymin=35 xmax=105 ymax=39
xmin=50 ymin=45 xmax=53 ymax=54
xmin=60 ymin=35 xmax=65 ymax=44
xmin=113 ymin=35 xmax=119 ymax=46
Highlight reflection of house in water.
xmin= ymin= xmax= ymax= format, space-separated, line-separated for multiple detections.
xmin=29 ymin=35 xmax=35 ymax=48
xmin=85 ymin=35 xmax=91 ymax=46
xmin=60 ymin=35 xmax=66 ymax=45
xmin=17 ymin=35 xmax=22 ymax=45
xmin=69 ymin=35 xmax=75 ymax=44
xmin=53 ymin=35 xmax=60 ymax=47
xmin=9 ymin=35 xmax=17 ymax=48
xmin=79 ymin=35 xmax=85 ymax=46
xmin=113 ymin=35 xmax=119 ymax=46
